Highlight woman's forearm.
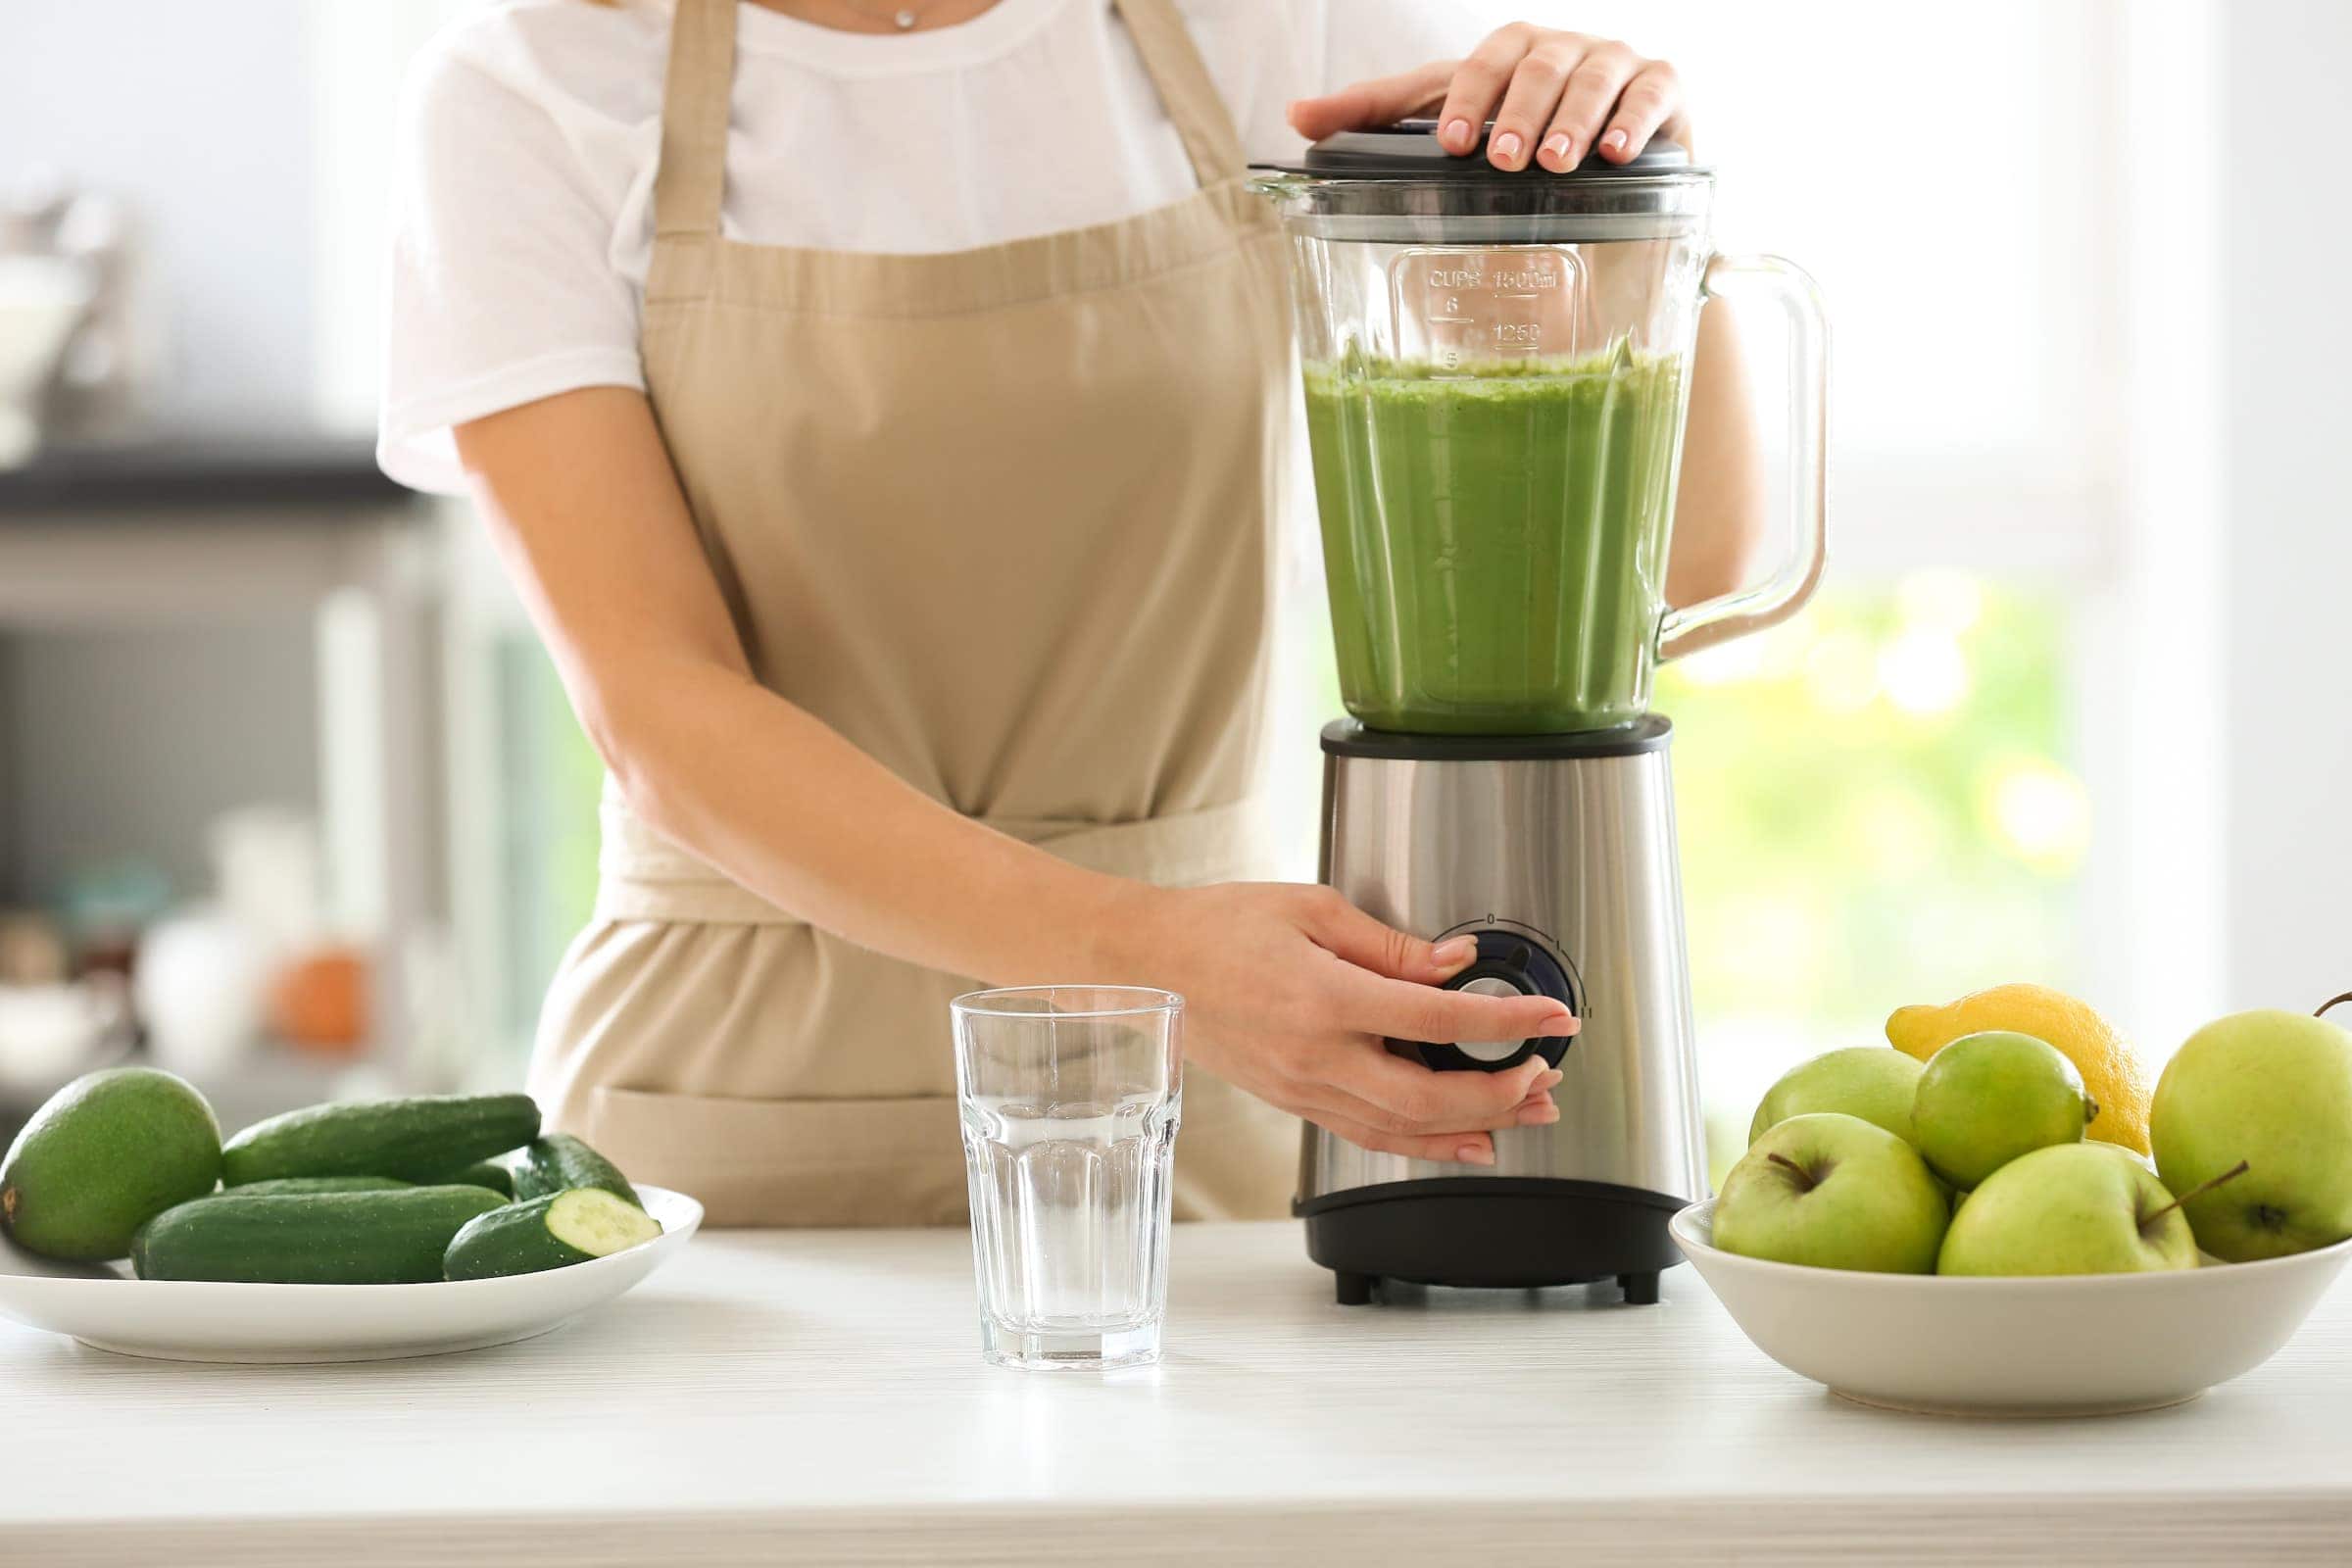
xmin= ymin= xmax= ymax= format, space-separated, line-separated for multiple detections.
xmin=603 ymin=652 xmax=1126 ymax=983
xmin=456 ymin=387 xmax=1124 ymax=987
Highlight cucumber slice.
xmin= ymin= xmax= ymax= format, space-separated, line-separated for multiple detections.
xmin=444 ymin=1189 xmax=662 ymax=1281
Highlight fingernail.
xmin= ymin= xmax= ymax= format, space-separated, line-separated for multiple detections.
xmin=1540 ymin=1013 xmax=1581 ymax=1036
xmin=1518 ymin=1102 xmax=1561 ymax=1126
xmin=1434 ymin=935 xmax=1478 ymax=965
xmin=1602 ymin=127 xmax=1629 ymax=154
xmin=1456 ymin=1140 xmax=1496 ymax=1166
xmin=1542 ymin=132 xmax=1574 ymax=167
xmin=1492 ymin=129 xmax=1524 ymax=166
xmin=1443 ymin=118 xmax=1473 ymax=151
xmin=1539 ymin=1068 xmax=1564 ymax=1090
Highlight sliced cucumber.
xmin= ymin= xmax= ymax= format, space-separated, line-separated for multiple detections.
xmin=443 ymin=1189 xmax=662 ymax=1281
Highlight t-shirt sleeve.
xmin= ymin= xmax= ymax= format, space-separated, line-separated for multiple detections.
xmin=376 ymin=35 xmax=645 ymax=496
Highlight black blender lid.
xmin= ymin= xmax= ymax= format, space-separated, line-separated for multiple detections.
xmin=1264 ymin=121 xmax=1705 ymax=180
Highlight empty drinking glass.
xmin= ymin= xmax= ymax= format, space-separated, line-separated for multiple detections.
xmin=951 ymin=986 xmax=1182 ymax=1371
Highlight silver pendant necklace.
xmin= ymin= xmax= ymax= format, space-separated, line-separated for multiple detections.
xmin=856 ymin=0 xmax=923 ymax=27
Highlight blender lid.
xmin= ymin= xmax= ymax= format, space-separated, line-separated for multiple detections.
xmin=1265 ymin=121 xmax=1708 ymax=180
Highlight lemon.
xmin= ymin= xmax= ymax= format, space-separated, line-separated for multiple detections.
xmin=1885 ymin=984 xmax=2151 ymax=1154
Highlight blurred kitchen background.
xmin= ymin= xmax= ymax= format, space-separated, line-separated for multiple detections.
xmin=1 ymin=1 xmax=2344 ymax=1170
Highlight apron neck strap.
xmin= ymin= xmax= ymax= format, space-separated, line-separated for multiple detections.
xmin=655 ymin=0 xmax=738 ymax=238
xmin=1110 ymin=0 xmax=1248 ymax=187
xmin=654 ymin=0 xmax=1247 ymax=240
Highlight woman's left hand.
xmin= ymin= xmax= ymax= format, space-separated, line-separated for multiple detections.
xmin=1288 ymin=23 xmax=1689 ymax=173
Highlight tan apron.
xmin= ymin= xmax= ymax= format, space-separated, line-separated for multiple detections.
xmin=525 ymin=0 xmax=1301 ymax=1228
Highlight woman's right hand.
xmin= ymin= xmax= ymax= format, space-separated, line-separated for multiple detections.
xmin=1093 ymin=881 xmax=1576 ymax=1165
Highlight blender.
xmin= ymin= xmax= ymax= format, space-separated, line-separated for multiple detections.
xmin=1256 ymin=124 xmax=1827 ymax=1305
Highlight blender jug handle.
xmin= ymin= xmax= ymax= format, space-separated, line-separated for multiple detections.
xmin=1657 ymin=253 xmax=1829 ymax=662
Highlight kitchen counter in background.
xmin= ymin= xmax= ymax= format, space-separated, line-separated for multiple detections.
xmin=2 ymin=1221 xmax=2349 ymax=1565
xmin=0 ymin=431 xmax=401 ymax=517
xmin=0 ymin=430 xmax=443 ymax=1098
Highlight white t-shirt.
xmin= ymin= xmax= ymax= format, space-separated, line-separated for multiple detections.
xmin=378 ymin=0 xmax=1473 ymax=493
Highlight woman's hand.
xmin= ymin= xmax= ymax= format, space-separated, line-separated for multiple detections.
xmin=1094 ymin=881 xmax=1575 ymax=1165
xmin=1288 ymin=23 xmax=1689 ymax=173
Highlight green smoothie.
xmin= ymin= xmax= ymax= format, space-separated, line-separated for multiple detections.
xmin=1303 ymin=344 xmax=1688 ymax=733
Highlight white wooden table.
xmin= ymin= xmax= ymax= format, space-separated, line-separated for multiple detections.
xmin=4 ymin=1221 xmax=2348 ymax=1565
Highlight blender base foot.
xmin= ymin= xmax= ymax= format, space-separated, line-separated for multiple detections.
xmin=1618 ymin=1271 xmax=1660 ymax=1305
xmin=1334 ymin=1270 xmax=1377 ymax=1306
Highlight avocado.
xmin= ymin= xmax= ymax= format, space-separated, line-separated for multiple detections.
xmin=2 ymin=1066 xmax=223 ymax=1261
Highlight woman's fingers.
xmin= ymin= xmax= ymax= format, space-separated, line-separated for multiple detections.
xmin=1311 ymin=1112 xmax=1502 ymax=1168
xmin=1297 ymin=28 xmax=1689 ymax=174
xmin=1298 ymin=888 xmax=1477 ymax=985
xmin=1286 ymin=58 xmax=1455 ymax=143
xmin=1434 ymin=24 xmax=1539 ymax=156
xmin=1313 ymin=1067 xmax=1566 ymax=1163
xmin=1540 ymin=43 xmax=1640 ymax=172
xmin=1335 ymin=965 xmax=1579 ymax=1048
xmin=1596 ymin=59 xmax=1687 ymax=163
xmin=1322 ymin=1039 xmax=1562 ymax=1135
xmin=1294 ymin=1061 xmax=1561 ymax=1139
xmin=1489 ymin=35 xmax=1588 ymax=172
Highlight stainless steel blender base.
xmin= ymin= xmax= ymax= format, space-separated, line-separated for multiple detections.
xmin=1298 ymin=718 xmax=1710 ymax=1304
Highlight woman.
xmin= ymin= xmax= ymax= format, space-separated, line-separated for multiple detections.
xmin=381 ymin=0 xmax=1761 ymax=1226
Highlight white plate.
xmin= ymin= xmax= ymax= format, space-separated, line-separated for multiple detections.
xmin=0 ymin=1186 xmax=702 ymax=1363
xmin=1671 ymin=1198 xmax=2352 ymax=1416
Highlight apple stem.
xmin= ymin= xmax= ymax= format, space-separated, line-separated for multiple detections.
xmin=1765 ymin=1151 xmax=1819 ymax=1193
xmin=2318 ymin=992 xmax=2352 ymax=1021
xmin=2142 ymin=1159 xmax=2252 ymax=1227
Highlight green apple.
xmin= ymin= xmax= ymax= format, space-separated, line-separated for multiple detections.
xmin=1713 ymin=1112 xmax=1947 ymax=1274
xmin=2152 ymin=1008 xmax=2352 ymax=1261
xmin=1747 ymin=1047 xmax=1924 ymax=1147
xmin=1911 ymin=1029 xmax=2095 ymax=1190
xmin=1936 ymin=1142 xmax=2200 ymax=1276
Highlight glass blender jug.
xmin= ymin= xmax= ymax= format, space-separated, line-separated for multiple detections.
xmin=1256 ymin=126 xmax=1827 ymax=734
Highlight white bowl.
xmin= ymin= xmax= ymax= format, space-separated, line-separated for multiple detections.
xmin=0 ymin=1186 xmax=701 ymax=1363
xmin=1671 ymin=1198 xmax=2352 ymax=1415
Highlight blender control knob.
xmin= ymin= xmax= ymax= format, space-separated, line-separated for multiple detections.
xmin=1394 ymin=927 xmax=1579 ymax=1073
xmin=1450 ymin=976 xmax=1535 ymax=1065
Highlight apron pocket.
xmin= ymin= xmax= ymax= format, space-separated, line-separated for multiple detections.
xmin=581 ymin=1087 xmax=967 ymax=1229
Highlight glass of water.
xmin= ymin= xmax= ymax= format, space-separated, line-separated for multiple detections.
xmin=951 ymin=985 xmax=1182 ymax=1371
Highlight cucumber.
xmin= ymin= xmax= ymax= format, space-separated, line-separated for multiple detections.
xmin=432 ymin=1159 xmax=514 ymax=1199
xmin=228 ymin=1175 xmax=414 ymax=1197
xmin=444 ymin=1189 xmax=662 ymax=1281
xmin=132 ymin=1185 xmax=508 ymax=1284
xmin=221 ymin=1095 xmax=540 ymax=1186
xmin=504 ymin=1134 xmax=642 ymax=1209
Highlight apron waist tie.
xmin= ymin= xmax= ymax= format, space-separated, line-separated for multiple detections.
xmin=590 ymin=783 xmax=1276 ymax=925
